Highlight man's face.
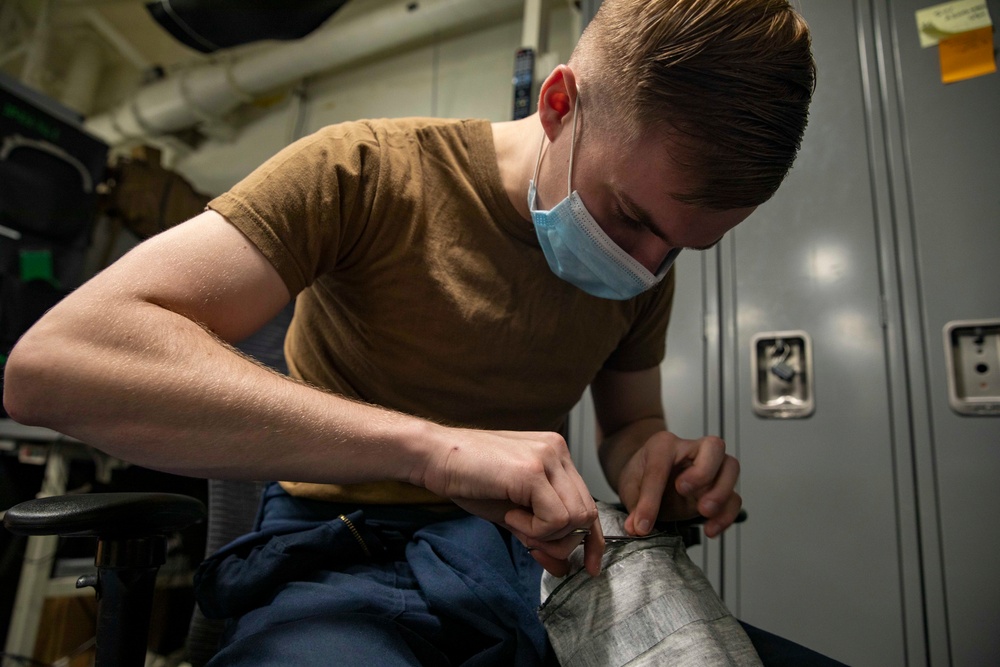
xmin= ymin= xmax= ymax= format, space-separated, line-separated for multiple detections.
xmin=536 ymin=118 xmax=756 ymax=274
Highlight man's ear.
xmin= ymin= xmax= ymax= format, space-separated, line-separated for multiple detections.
xmin=537 ymin=65 xmax=578 ymax=142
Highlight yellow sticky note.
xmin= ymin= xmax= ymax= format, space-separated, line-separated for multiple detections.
xmin=939 ymin=26 xmax=997 ymax=83
xmin=916 ymin=0 xmax=993 ymax=48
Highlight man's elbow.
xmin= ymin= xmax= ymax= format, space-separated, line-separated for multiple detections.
xmin=3 ymin=327 xmax=66 ymax=426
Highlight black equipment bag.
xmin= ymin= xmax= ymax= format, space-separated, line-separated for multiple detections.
xmin=0 ymin=135 xmax=96 ymax=244
xmin=145 ymin=0 xmax=351 ymax=54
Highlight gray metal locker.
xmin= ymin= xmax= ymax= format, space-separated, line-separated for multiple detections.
xmin=718 ymin=2 xmax=915 ymax=664
xmin=569 ymin=1 xmax=999 ymax=665
xmin=876 ymin=1 xmax=1000 ymax=663
xmin=718 ymin=0 xmax=1000 ymax=664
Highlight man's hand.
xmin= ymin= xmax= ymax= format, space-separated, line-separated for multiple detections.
xmin=590 ymin=366 xmax=742 ymax=539
xmin=414 ymin=427 xmax=604 ymax=576
xmin=616 ymin=431 xmax=741 ymax=538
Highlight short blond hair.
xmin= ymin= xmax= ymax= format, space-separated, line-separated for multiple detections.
xmin=571 ymin=0 xmax=816 ymax=209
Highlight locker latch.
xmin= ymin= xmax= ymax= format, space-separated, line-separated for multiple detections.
xmin=751 ymin=331 xmax=815 ymax=419
xmin=944 ymin=319 xmax=1000 ymax=416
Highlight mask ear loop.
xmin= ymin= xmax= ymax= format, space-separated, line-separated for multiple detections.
xmin=566 ymin=95 xmax=580 ymax=196
xmin=531 ymin=130 xmax=546 ymax=187
xmin=530 ymin=93 xmax=581 ymax=198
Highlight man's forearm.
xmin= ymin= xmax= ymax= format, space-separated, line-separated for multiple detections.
xmin=3 ymin=294 xmax=433 ymax=485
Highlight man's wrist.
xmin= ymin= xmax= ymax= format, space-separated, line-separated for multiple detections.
xmin=397 ymin=416 xmax=448 ymax=490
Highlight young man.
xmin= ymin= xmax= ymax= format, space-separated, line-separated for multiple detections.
xmin=4 ymin=0 xmax=816 ymax=663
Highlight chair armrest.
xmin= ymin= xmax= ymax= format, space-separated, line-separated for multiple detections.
xmin=3 ymin=492 xmax=205 ymax=538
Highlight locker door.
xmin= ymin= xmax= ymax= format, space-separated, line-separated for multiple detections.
xmin=719 ymin=2 xmax=915 ymax=665
xmin=880 ymin=1 xmax=1000 ymax=663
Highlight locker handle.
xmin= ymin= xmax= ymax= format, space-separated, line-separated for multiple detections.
xmin=751 ymin=331 xmax=815 ymax=419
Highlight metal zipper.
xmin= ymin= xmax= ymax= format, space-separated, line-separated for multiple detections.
xmin=337 ymin=514 xmax=372 ymax=558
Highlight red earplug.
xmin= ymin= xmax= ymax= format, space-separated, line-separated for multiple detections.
xmin=551 ymin=93 xmax=571 ymax=115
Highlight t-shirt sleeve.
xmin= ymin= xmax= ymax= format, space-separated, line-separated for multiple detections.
xmin=207 ymin=123 xmax=379 ymax=296
xmin=601 ymin=267 xmax=676 ymax=372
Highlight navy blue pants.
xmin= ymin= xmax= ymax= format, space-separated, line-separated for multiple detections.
xmin=197 ymin=483 xmax=552 ymax=665
xmin=195 ymin=483 xmax=844 ymax=666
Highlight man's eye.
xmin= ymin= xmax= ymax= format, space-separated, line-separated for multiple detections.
xmin=612 ymin=203 xmax=644 ymax=231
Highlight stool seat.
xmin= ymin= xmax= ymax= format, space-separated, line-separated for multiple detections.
xmin=3 ymin=492 xmax=205 ymax=538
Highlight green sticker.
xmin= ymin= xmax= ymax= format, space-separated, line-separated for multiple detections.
xmin=19 ymin=249 xmax=60 ymax=287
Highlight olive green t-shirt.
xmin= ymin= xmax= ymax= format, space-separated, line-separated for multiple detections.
xmin=209 ymin=117 xmax=675 ymax=503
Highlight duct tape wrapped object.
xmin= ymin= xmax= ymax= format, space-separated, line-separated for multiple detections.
xmin=539 ymin=502 xmax=762 ymax=667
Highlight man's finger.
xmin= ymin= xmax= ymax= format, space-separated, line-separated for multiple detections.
xmin=582 ymin=516 xmax=604 ymax=576
xmin=704 ymin=491 xmax=742 ymax=538
xmin=523 ymin=524 xmax=596 ymax=576
xmin=695 ymin=454 xmax=740 ymax=518
xmin=530 ymin=549 xmax=570 ymax=577
xmin=629 ymin=448 xmax=672 ymax=535
xmin=549 ymin=460 xmax=599 ymax=532
xmin=564 ymin=458 xmax=601 ymax=522
xmin=504 ymin=478 xmax=572 ymax=539
xmin=675 ymin=436 xmax=727 ymax=496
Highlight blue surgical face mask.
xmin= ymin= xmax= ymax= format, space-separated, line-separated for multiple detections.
xmin=527 ymin=98 xmax=679 ymax=300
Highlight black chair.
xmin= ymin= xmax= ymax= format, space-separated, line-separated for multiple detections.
xmin=3 ymin=492 xmax=206 ymax=667
xmin=4 ymin=481 xmax=268 ymax=667
xmin=184 ymin=479 xmax=266 ymax=666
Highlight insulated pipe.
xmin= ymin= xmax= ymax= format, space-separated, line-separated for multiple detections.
xmin=61 ymin=36 xmax=104 ymax=116
xmin=86 ymin=0 xmax=523 ymax=144
xmin=21 ymin=0 xmax=51 ymax=90
xmin=85 ymin=8 xmax=152 ymax=72
xmin=521 ymin=0 xmax=549 ymax=52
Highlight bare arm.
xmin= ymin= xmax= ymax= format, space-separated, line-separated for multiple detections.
xmin=5 ymin=211 xmax=397 ymax=479
xmin=4 ymin=210 xmax=600 ymax=569
xmin=592 ymin=365 xmax=742 ymax=538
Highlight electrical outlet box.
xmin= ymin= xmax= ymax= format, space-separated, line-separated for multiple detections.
xmin=944 ymin=319 xmax=1000 ymax=416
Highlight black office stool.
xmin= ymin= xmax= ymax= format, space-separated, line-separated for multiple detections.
xmin=4 ymin=492 xmax=206 ymax=667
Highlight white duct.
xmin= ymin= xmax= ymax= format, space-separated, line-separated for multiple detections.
xmin=60 ymin=36 xmax=104 ymax=116
xmin=21 ymin=0 xmax=51 ymax=90
xmin=85 ymin=0 xmax=523 ymax=144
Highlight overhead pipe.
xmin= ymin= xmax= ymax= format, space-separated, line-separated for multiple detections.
xmin=85 ymin=0 xmax=523 ymax=144
xmin=60 ymin=35 xmax=104 ymax=115
xmin=20 ymin=0 xmax=52 ymax=90
xmin=85 ymin=9 xmax=153 ymax=72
